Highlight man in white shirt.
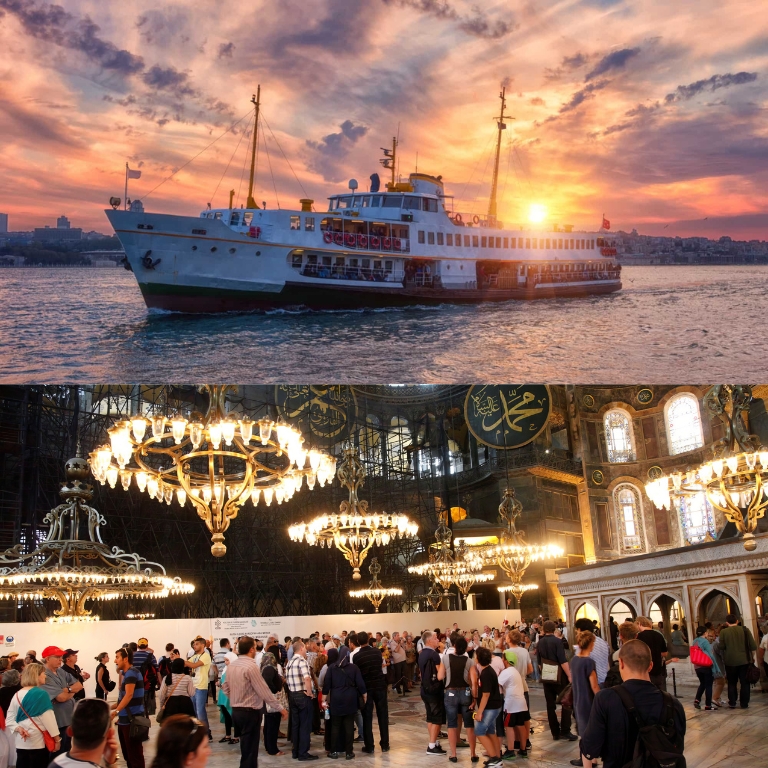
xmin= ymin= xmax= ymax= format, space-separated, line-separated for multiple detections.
xmin=498 ymin=660 xmax=529 ymax=759
xmin=758 ymin=631 xmax=768 ymax=678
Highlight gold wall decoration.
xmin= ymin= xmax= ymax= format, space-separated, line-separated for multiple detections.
xmin=592 ymin=470 xmax=604 ymax=485
xmin=637 ymin=388 xmax=654 ymax=404
xmin=275 ymin=385 xmax=358 ymax=442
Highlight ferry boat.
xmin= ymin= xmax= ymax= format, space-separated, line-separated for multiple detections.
xmin=106 ymin=87 xmax=621 ymax=313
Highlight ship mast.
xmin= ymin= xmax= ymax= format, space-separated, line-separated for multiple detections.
xmin=488 ymin=86 xmax=512 ymax=227
xmin=246 ymin=85 xmax=261 ymax=210
xmin=381 ymin=136 xmax=397 ymax=191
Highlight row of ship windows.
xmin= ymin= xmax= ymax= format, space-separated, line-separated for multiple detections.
xmin=330 ymin=195 xmax=440 ymax=212
xmin=417 ymin=232 xmax=596 ymax=250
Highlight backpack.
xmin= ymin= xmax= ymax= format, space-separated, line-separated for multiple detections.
xmin=141 ymin=657 xmax=159 ymax=691
xmin=158 ymin=656 xmax=172 ymax=680
xmin=613 ymin=684 xmax=686 ymax=768
xmin=603 ymin=660 xmax=623 ymax=689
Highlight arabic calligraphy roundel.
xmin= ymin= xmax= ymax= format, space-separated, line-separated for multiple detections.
xmin=464 ymin=385 xmax=552 ymax=449
xmin=275 ymin=385 xmax=358 ymax=443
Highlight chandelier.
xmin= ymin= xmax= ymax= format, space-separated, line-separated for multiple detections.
xmin=498 ymin=583 xmax=539 ymax=605
xmin=0 ymin=458 xmax=194 ymax=623
xmin=645 ymin=385 xmax=768 ymax=552
xmin=349 ymin=557 xmax=402 ymax=612
xmin=463 ymin=487 xmax=562 ymax=593
xmin=408 ymin=513 xmax=493 ymax=597
xmin=88 ymin=385 xmax=335 ymax=556
xmin=289 ymin=446 xmax=418 ymax=580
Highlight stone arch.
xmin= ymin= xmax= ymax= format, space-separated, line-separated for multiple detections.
xmin=695 ymin=586 xmax=742 ymax=627
xmin=752 ymin=581 xmax=768 ymax=619
xmin=570 ymin=599 xmax=600 ymax=626
xmin=608 ymin=595 xmax=638 ymax=619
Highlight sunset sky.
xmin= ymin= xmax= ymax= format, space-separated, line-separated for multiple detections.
xmin=0 ymin=0 xmax=766 ymax=239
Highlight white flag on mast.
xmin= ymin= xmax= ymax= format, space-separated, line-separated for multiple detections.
xmin=127 ymin=167 xmax=142 ymax=179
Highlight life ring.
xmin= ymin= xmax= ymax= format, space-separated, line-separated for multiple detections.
xmin=393 ymin=237 xmax=401 ymax=251
xmin=323 ymin=231 xmax=333 ymax=244
xmin=248 ymin=226 xmax=257 ymax=238
xmin=472 ymin=215 xmax=480 ymax=225
xmin=357 ymin=234 xmax=368 ymax=248
xmin=453 ymin=213 xmax=463 ymax=224
xmin=370 ymin=235 xmax=380 ymax=248
xmin=345 ymin=233 xmax=355 ymax=247
xmin=383 ymin=237 xmax=392 ymax=249
xmin=333 ymin=232 xmax=343 ymax=246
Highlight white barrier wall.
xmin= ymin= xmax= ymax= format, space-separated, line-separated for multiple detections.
xmin=1 ymin=608 xmax=518 ymax=698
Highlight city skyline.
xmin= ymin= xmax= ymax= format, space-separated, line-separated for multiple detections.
xmin=0 ymin=0 xmax=766 ymax=238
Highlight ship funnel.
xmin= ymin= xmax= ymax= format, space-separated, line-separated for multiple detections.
xmin=300 ymin=199 xmax=314 ymax=212
xmin=370 ymin=173 xmax=381 ymax=193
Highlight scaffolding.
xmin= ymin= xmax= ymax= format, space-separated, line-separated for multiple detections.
xmin=0 ymin=385 xmax=582 ymax=621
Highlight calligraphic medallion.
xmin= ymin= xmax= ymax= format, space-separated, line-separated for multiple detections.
xmin=464 ymin=385 xmax=551 ymax=449
xmin=647 ymin=465 xmax=663 ymax=481
xmin=275 ymin=385 xmax=358 ymax=443
xmin=637 ymin=388 xmax=654 ymax=405
xmin=592 ymin=470 xmax=604 ymax=485
xmin=582 ymin=394 xmax=595 ymax=408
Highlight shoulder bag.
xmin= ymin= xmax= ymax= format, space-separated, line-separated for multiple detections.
xmin=128 ymin=711 xmax=151 ymax=742
xmin=744 ymin=627 xmax=761 ymax=685
xmin=689 ymin=643 xmax=713 ymax=667
xmin=155 ymin=675 xmax=184 ymax=724
xmin=15 ymin=693 xmax=56 ymax=752
xmin=339 ymin=664 xmax=365 ymax=711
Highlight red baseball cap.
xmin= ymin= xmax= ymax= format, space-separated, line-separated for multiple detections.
xmin=41 ymin=645 xmax=67 ymax=659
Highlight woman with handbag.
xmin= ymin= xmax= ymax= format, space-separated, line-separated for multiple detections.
xmin=322 ymin=645 xmax=367 ymax=760
xmin=691 ymin=626 xmax=719 ymax=710
xmin=5 ymin=662 xmax=60 ymax=768
xmin=157 ymin=659 xmax=196 ymax=720
xmin=261 ymin=652 xmax=285 ymax=755
xmin=94 ymin=653 xmax=116 ymax=700
xmin=568 ymin=632 xmax=600 ymax=768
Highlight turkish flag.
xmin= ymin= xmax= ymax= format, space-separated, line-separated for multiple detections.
xmin=602 ymin=217 xmax=610 ymax=230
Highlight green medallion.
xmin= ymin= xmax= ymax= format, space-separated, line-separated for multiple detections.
xmin=275 ymin=385 xmax=358 ymax=442
xmin=464 ymin=385 xmax=551 ymax=449
xmin=637 ymin=388 xmax=654 ymax=404
xmin=582 ymin=394 xmax=595 ymax=408
xmin=647 ymin=465 xmax=663 ymax=480
xmin=592 ymin=470 xmax=604 ymax=485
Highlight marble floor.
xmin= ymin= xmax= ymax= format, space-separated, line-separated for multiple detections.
xmin=134 ymin=682 xmax=767 ymax=768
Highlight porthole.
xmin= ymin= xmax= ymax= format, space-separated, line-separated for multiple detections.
xmin=210 ymin=246 xmax=217 ymax=252
xmin=191 ymin=245 xmax=198 ymax=251
xmin=229 ymin=247 xmax=236 ymax=254
xmin=256 ymin=251 xmax=261 ymax=256
xmin=460 ymin=264 xmax=464 ymax=270
xmin=446 ymin=265 xmax=451 ymax=270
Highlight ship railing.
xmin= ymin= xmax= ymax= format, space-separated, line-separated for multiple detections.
xmin=405 ymin=274 xmax=438 ymax=289
xmin=535 ymin=270 xmax=621 ymax=285
xmin=300 ymin=265 xmax=405 ymax=284
xmin=321 ymin=230 xmax=410 ymax=253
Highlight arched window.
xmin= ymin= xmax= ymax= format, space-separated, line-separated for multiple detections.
xmin=387 ymin=416 xmax=412 ymax=475
xmin=665 ymin=393 xmax=704 ymax=456
xmin=613 ymin=483 xmax=646 ymax=553
xmin=678 ymin=492 xmax=715 ymax=544
xmin=604 ymin=409 xmax=636 ymax=463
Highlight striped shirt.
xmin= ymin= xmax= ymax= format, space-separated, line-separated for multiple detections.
xmin=285 ymin=655 xmax=311 ymax=693
xmin=118 ymin=666 xmax=145 ymax=725
xmin=222 ymin=656 xmax=282 ymax=711
xmin=591 ymin=636 xmax=610 ymax=685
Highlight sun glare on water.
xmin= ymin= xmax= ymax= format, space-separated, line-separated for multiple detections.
xmin=528 ymin=203 xmax=547 ymax=225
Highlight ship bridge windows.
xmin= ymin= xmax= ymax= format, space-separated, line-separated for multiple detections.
xmin=305 ymin=216 xmax=315 ymax=231
xmin=427 ymin=232 xmax=435 ymax=245
xmin=437 ymin=232 xmax=444 ymax=245
xmin=243 ymin=212 xmax=253 ymax=226
xmin=418 ymin=230 xmax=425 ymax=244
xmin=403 ymin=196 xmax=421 ymax=210
xmin=290 ymin=215 xmax=300 ymax=230
xmin=423 ymin=198 xmax=438 ymax=212
xmin=214 ymin=212 xmax=223 ymax=220
xmin=382 ymin=195 xmax=402 ymax=208
xmin=446 ymin=233 xmax=453 ymax=246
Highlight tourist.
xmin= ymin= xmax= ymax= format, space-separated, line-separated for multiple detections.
xmin=604 ymin=622 xmax=638 ymax=688
xmin=5 ymin=662 xmax=60 ymax=768
xmin=322 ymin=645 xmax=366 ymax=759
xmin=223 ymin=636 xmax=288 ymax=768
xmin=0 ymin=670 xmax=21 ymax=716
xmin=691 ymin=627 xmax=719 ymax=710
xmin=670 ymin=624 xmax=687 ymax=646
xmin=352 ymin=631 xmax=388 ymax=754
xmin=319 ymin=648 xmax=338 ymax=755
xmin=505 ymin=630 xmax=533 ymax=751
xmin=389 ymin=632 xmax=407 ymax=695
xmin=40 ymin=646 xmax=82 ymax=754
xmin=418 ymin=630 xmax=446 ymax=755
xmin=710 ymin=627 xmax=727 ymax=707
xmin=217 ymin=653 xmax=241 ymax=746
xmin=536 ymin=621 xmax=575 ymax=742
xmin=569 ymin=631 xmax=600 ymax=767
xmin=636 ymin=617 xmax=668 ymax=691
xmin=573 ymin=619 xmax=609 ymax=687
xmin=213 ymin=639 xmax=232 ymax=678
xmin=112 ymin=647 xmax=146 ymax=768
xmin=260 ymin=652 xmax=284 ymax=756
xmin=492 ymin=629 xmax=504 ymax=657
xmin=718 ymin=613 xmax=758 ymax=709
xmin=133 ymin=638 xmax=157 ymax=671
xmin=158 ymin=643 xmax=175 ymax=680
xmin=758 ymin=626 xmax=768 ymax=679
xmin=61 ymin=651 xmax=89 ymax=702
xmin=286 ymin=640 xmax=317 ymax=761
xmin=184 ymin=637 xmax=212 ymax=741
xmin=472 ymin=648 xmax=502 ymax=767
xmin=579 ymin=640 xmax=686 ymax=768
xmin=23 ymin=654 xmax=36 ymax=668
xmin=498 ymin=650 xmax=529 ymax=760
xmin=437 ymin=635 xmax=477 ymax=763
xmin=404 ymin=633 xmax=417 ymax=692
xmin=94 ymin=653 xmax=115 ymax=700
xmin=50 ymin=698 xmax=118 ymax=768
xmin=158 ymin=658 xmax=196 ymax=718
xmin=150 ymin=714 xmax=210 ymax=768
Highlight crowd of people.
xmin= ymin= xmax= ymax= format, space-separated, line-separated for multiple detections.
xmin=0 ymin=611 xmax=763 ymax=768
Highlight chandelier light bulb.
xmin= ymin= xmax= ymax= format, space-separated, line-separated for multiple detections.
xmin=151 ymin=415 xmax=166 ymax=440
xmin=202 ymin=485 xmax=212 ymax=504
xmin=106 ymin=466 xmax=118 ymax=489
xmin=263 ymin=488 xmax=274 ymax=506
xmin=208 ymin=423 xmax=222 ymax=449
xmin=147 ymin=476 xmax=159 ymax=499
xmin=275 ymin=486 xmax=285 ymax=504
xmin=726 ymin=455 xmax=739 ymax=474
xmin=239 ymin=417 xmax=254 ymax=444
xmin=189 ymin=422 xmax=204 ymax=449
xmin=136 ymin=472 xmax=148 ymax=493
xmin=221 ymin=419 xmax=236 ymax=446
xmin=171 ymin=416 xmax=188 ymax=444
xmin=176 ymin=489 xmax=187 ymax=507
xmin=251 ymin=487 xmax=261 ymax=505
xmin=131 ymin=417 xmax=148 ymax=442
xmin=712 ymin=459 xmax=724 ymax=477
xmin=275 ymin=422 xmax=291 ymax=451
xmin=120 ymin=470 xmax=131 ymax=491
xmin=258 ymin=419 xmax=272 ymax=445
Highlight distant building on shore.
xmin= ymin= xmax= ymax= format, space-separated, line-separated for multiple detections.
xmin=33 ymin=214 xmax=82 ymax=242
xmin=0 ymin=213 xmax=7 ymax=233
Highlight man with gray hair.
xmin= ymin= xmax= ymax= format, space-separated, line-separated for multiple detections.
xmin=285 ymin=641 xmax=317 ymax=761
xmin=0 ymin=668 xmax=21 ymax=715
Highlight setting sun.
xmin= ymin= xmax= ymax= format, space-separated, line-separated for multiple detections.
xmin=528 ymin=203 xmax=548 ymax=225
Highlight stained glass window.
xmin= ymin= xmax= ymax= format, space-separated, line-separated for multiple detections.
xmin=604 ymin=409 xmax=636 ymax=463
xmin=665 ymin=394 xmax=704 ymax=456
xmin=614 ymin=484 xmax=645 ymax=552
xmin=678 ymin=492 xmax=715 ymax=544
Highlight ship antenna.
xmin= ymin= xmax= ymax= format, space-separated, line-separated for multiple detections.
xmin=380 ymin=134 xmax=398 ymax=191
xmin=246 ymin=85 xmax=261 ymax=210
xmin=488 ymin=85 xmax=513 ymax=227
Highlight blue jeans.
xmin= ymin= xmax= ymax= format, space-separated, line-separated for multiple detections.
xmin=473 ymin=707 xmax=501 ymax=737
xmin=194 ymin=688 xmax=210 ymax=730
xmin=444 ymin=688 xmax=473 ymax=729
